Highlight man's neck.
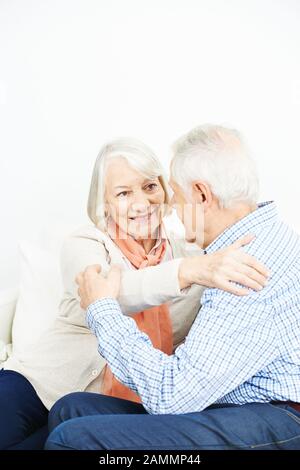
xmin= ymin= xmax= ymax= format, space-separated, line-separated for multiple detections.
xmin=203 ymin=203 xmax=257 ymax=249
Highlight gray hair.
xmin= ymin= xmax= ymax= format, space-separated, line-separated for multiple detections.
xmin=171 ymin=124 xmax=259 ymax=208
xmin=87 ymin=138 xmax=171 ymax=230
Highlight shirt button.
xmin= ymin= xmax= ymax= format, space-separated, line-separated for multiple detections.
xmin=91 ymin=369 xmax=98 ymax=377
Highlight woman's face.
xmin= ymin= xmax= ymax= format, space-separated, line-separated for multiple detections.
xmin=105 ymin=158 xmax=166 ymax=240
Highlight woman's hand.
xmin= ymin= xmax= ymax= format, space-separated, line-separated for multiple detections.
xmin=75 ymin=264 xmax=121 ymax=310
xmin=178 ymin=234 xmax=270 ymax=296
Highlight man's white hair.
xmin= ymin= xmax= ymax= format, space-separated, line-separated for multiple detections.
xmin=171 ymin=124 xmax=259 ymax=208
xmin=87 ymin=138 xmax=171 ymax=230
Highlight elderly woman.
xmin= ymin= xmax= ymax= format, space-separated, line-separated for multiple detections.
xmin=0 ymin=138 xmax=268 ymax=449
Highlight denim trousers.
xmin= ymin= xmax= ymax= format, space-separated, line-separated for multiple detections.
xmin=0 ymin=369 xmax=49 ymax=450
xmin=45 ymin=392 xmax=300 ymax=450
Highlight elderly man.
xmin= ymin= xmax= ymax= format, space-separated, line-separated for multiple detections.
xmin=45 ymin=125 xmax=300 ymax=450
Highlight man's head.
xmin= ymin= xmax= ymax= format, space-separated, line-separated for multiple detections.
xmin=169 ymin=124 xmax=259 ymax=248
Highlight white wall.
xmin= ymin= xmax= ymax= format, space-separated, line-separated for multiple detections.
xmin=1 ymin=0 xmax=300 ymax=289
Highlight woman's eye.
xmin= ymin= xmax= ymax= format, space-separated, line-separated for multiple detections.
xmin=117 ymin=191 xmax=129 ymax=197
xmin=145 ymin=183 xmax=158 ymax=191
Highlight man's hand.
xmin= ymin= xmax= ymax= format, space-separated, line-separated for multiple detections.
xmin=75 ymin=264 xmax=121 ymax=310
xmin=178 ymin=234 xmax=270 ymax=295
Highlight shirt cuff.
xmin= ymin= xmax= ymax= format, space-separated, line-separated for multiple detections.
xmin=86 ymin=297 xmax=122 ymax=332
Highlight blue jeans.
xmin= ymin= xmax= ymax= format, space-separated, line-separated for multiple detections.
xmin=45 ymin=392 xmax=300 ymax=450
xmin=0 ymin=369 xmax=49 ymax=449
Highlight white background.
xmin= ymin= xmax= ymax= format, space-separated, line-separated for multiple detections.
xmin=0 ymin=0 xmax=300 ymax=289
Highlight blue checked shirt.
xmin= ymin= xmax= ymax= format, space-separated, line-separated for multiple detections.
xmin=86 ymin=202 xmax=300 ymax=415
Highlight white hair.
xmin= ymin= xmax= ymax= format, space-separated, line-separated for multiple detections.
xmin=87 ymin=138 xmax=171 ymax=230
xmin=171 ymin=124 xmax=259 ymax=208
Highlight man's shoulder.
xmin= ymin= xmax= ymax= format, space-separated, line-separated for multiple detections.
xmin=203 ymin=219 xmax=300 ymax=308
xmin=242 ymin=218 xmax=299 ymax=273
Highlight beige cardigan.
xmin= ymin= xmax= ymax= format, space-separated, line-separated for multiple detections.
xmin=4 ymin=224 xmax=204 ymax=410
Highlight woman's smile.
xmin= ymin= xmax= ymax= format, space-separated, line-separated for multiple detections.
xmin=128 ymin=208 xmax=157 ymax=224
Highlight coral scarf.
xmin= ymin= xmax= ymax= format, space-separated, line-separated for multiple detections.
xmin=101 ymin=222 xmax=173 ymax=403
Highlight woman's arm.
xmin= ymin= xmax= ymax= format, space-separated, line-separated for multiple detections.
xmin=61 ymin=233 xmax=269 ymax=316
xmin=60 ymin=234 xmax=187 ymax=315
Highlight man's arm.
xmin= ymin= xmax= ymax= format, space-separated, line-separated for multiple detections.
xmin=86 ymin=290 xmax=278 ymax=415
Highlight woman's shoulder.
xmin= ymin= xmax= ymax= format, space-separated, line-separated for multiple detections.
xmin=61 ymin=224 xmax=123 ymax=263
xmin=65 ymin=224 xmax=109 ymax=243
xmin=61 ymin=224 xmax=111 ymax=258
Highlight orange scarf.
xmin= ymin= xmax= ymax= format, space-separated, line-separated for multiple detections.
xmin=101 ymin=221 xmax=173 ymax=403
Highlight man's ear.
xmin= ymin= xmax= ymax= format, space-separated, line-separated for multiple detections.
xmin=192 ymin=181 xmax=213 ymax=207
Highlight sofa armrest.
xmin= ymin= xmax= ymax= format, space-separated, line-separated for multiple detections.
xmin=0 ymin=287 xmax=18 ymax=346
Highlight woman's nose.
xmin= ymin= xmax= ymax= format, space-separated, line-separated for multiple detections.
xmin=131 ymin=201 xmax=150 ymax=213
xmin=131 ymin=191 xmax=151 ymax=210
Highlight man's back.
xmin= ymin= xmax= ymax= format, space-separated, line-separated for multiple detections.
xmin=202 ymin=201 xmax=300 ymax=405
xmin=81 ymin=200 xmax=300 ymax=415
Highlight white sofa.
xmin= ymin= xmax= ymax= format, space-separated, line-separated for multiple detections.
xmin=0 ymin=242 xmax=63 ymax=367
xmin=0 ymin=222 xmax=76 ymax=368
xmin=0 ymin=287 xmax=18 ymax=366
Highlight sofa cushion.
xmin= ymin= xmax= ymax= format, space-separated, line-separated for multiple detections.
xmin=11 ymin=240 xmax=63 ymax=359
